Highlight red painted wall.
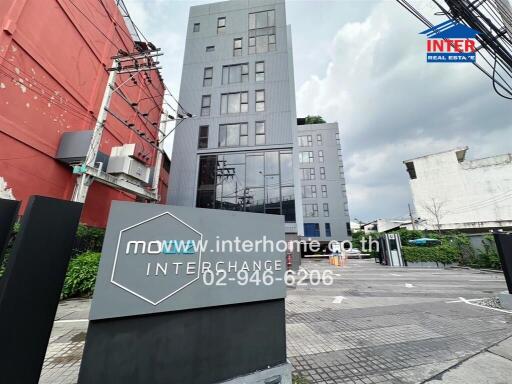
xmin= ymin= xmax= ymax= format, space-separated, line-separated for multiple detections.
xmin=0 ymin=0 xmax=168 ymax=227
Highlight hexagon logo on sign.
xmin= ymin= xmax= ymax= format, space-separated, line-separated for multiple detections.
xmin=110 ymin=212 xmax=203 ymax=305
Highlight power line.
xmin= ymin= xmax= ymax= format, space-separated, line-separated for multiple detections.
xmin=69 ymin=0 xmax=192 ymax=118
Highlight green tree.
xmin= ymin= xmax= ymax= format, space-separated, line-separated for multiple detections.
xmin=304 ymin=115 xmax=326 ymax=124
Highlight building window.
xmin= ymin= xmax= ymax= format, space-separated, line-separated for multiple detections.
xmin=196 ymin=156 xmax=217 ymax=209
xmin=304 ymin=223 xmax=320 ymax=237
xmin=325 ymin=223 xmax=332 ymax=237
xmin=323 ymin=203 xmax=329 ymax=217
xmin=300 ymin=168 xmax=315 ymax=180
xmin=255 ymin=90 xmax=265 ymax=111
xmin=249 ymin=35 xmax=276 ymax=54
xmin=318 ymin=150 xmax=324 ymax=163
xmin=256 ymin=61 xmax=265 ymax=81
xmin=249 ymin=9 xmax=275 ymax=29
xmin=206 ymin=46 xmax=215 ymax=52
xmin=220 ymin=92 xmax=248 ymax=114
xmin=198 ymin=125 xmax=209 ymax=149
xmin=298 ymin=135 xmax=312 ymax=147
xmin=201 ymin=95 xmax=211 ymax=116
xmin=346 ymin=222 xmax=352 ymax=236
xmin=405 ymin=161 xmax=417 ymax=179
xmin=217 ymin=17 xmax=226 ymax=34
xmin=321 ymin=185 xmax=327 ymax=198
xmin=219 ymin=123 xmax=248 ymax=147
xmin=248 ymin=10 xmax=276 ymax=54
xmin=197 ymin=151 xmax=296 ymax=221
xmin=203 ymin=67 xmax=213 ymax=87
xmin=303 ymin=203 xmax=318 ymax=217
xmin=302 ymin=185 xmax=317 ymax=198
xmin=320 ymin=167 xmax=326 ymax=179
xmin=335 ymin=132 xmax=340 ymax=145
xmin=222 ymin=63 xmax=248 ymax=84
xmin=255 ymin=121 xmax=265 ymax=145
xmin=317 ymin=134 xmax=323 ymax=145
xmin=233 ymin=38 xmax=242 ymax=56
xmin=299 ymin=151 xmax=314 ymax=163
xmin=193 ymin=23 xmax=200 ymax=32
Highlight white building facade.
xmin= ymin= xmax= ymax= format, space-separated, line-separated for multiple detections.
xmin=404 ymin=146 xmax=512 ymax=231
xmin=297 ymin=121 xmax=351 ymax=243
xmin=169 ymin=0 xmax=303 ymax=234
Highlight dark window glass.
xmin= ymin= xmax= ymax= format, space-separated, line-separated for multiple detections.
xmin=197 ymin=156 xmax=217 ymax=189
xmin=281 ymin=186 xmax=295 ymax=222
xmin=304 ymin=223 xmax=320 ymax=237
xmin=196 ymin=190 xmax=215 ymax=209
xmin=193 ymin=23 xmax=200 ymax=32
xmin=325 ymin=223 xmax=332 ymax=237
xmin=198 ymin=125 xmax=209 ymax=149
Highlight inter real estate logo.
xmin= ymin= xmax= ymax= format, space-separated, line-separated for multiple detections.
xmin=420 ymin=20 xmax=481 ymax=63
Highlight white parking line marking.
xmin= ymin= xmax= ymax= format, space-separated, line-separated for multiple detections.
xmin=447 ymin=297 xmax=512 ymax=314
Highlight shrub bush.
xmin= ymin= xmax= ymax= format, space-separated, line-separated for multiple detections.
xmin=73 ymin=224 xmax=105 ymax=257
xmin=476 ymin=235 xmax=501 ymax=270
xmin=62 ymin=251 xmax=101 ymax=299
xmin=402 ymin=244 xmax=458 ymax=265
xmin=396 ymin=229 xmax=424 ymax=245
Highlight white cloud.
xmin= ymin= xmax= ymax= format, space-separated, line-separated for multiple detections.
xmin=296 ymin=0 xmax=512 ymax=221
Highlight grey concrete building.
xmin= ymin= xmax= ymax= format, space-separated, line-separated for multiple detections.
xmin=297 ymin=121 xmax=351 ymax=244
xmin=169 ymin=0 xmax=303 ymax=235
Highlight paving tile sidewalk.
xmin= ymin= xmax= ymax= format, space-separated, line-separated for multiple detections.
xmin=40 ymin=259 xmax=512 ymax=384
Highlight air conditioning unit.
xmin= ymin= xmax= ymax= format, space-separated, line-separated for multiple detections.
xmin=106 ymin=144 xmax=151 ymax=183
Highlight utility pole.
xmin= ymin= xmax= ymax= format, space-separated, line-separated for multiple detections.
xmin=408 ymin=203 xmax=416 ymax=231
xmin=71 ymin=59 xmax=117 ymax=203
xmin=71 ymin=50 xmax=163 ymax=203
xmin=151 ymin=111 xmax=167 ymax=198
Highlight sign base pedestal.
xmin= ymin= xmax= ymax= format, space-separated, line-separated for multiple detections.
xmin=219 ymin=363 xmax=292 ymax=384
xmin=499 ymin=292 xmax=512 ymax=310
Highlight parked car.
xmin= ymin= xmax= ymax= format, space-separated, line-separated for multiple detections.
xmin=345 ymin=248 xmax=362 ymax=259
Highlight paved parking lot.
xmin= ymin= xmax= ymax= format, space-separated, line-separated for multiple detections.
xmin=287 ymin=259 xmax=512 ymax=383
xmin=40 ymin=259 xmax=512 ymax=384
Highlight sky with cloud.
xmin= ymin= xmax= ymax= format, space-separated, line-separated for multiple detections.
xmin=123 ymin=0 xmax=512 ymax=222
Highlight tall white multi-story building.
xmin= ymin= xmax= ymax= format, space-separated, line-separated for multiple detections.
xmin=169 ymin=0 xmax=303 ymax=236
xmin=404 ymin=146 xmax=512 ymax=231
xmin=297 ymin=120 xmax=351 ymax=245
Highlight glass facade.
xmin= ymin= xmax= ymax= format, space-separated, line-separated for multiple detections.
xmin=196 ymin=150 xmax=295 ymax=222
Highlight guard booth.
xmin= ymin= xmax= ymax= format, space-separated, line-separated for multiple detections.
xmin=377 ymin=233 xmax=405 ymax=267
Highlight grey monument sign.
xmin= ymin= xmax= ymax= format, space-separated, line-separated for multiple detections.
xmin=90 ymin=201 xmax=287 ymax=320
